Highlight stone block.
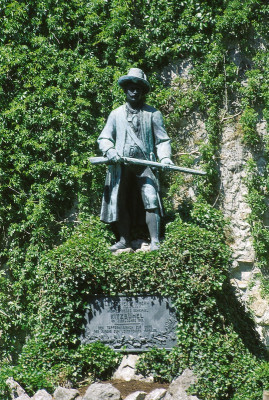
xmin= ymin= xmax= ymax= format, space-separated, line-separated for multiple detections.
xmin=112 ymin=355 xmax=153 ymax=382
xmin=82 ymin=383 xmax=121 ymax=400
xmin=32 ymin=389 xmax=52 ymax=400
xmin=53 ymin=386 xmax=80 ymax=400
xmin=16 ymin=396 xmax=31 ymax=400
xmin=144 ymin=388 xmax=167 ymax=400
xmin=164 ymin=369 xmax=200 ymax=400
xmin=169 ymin=369 xmax=197 ymax=393
xmin=124 ymin=391 xmax=147 ymax=400
xmin=263 ymin=390 xmax=269 ymax=400
xmin=6 ymin=377 xmax=30 ymax=400
xmin=251 ymin=298 xmax=268 ymax=318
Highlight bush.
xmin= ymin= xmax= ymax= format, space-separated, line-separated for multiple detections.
xmin=0 ymin=0 xmax=268 ymax=399
xmin=1 ymin=215 xmax=268 ymax=399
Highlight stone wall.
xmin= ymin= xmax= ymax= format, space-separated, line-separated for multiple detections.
xmin=161 ymin=61 xmax=269 ymax=349
xmin=220 ymin=121 xmax=269 ymax=348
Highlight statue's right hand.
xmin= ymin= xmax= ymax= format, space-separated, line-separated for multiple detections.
xmin=106 ymin=148 xmax=121 ymax=163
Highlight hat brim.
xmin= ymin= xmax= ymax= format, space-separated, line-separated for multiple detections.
xmin=118 ymin=76 xmax=150 ymax=93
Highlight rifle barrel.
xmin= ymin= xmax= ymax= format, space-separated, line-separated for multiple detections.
xmin=89 ymin=156 xmax=206 ymax=176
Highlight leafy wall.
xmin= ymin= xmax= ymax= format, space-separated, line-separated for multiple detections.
xmin=0 ymin=0 xmax=269 ymax=399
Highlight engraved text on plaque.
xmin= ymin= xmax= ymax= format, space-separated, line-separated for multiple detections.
xmin=81 ymin=296 xmax=177 ymax=351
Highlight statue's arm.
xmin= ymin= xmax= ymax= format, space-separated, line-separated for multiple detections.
xmin=152 ymin=111 xmax=173 ymax=164
xmin=97 ymin=112 xmax=121 ymax=162
xmin=97 ymin=112 xmax=116 ymax=155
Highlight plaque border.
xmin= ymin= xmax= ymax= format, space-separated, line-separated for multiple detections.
xmin=81 ymin=294 xmax=178 ymax=352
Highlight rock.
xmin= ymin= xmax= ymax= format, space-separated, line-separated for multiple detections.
xmin=168 ymin=369 xmax=197 ymax=394
xmin=145 ymin=388 xmax=167 ymax=400
xmin=32 ymin=389 xmax=52 ymax=400
xmin=82 ymin=383 xmax=121 ymax=400
xmin=168 ymin=395 xmax=199 ymax=400
xmin=133 ymin=240 xmax=151 ymax=252
xmin=263 ymin=390 xmax=269 ymax=400
xmin=6 ymin=377 xmax=30 ymax=400
xmin=164 ymin=369 xmax=200 ymax=400
xmin=250 ymin=296 xmax=268 ymax=318
xmin=114 ymin=247 xmax=134 ymax=254
xmin=164 ymin=392 xmax=199 ymax=400
xmin=124 ymin=392 xmax=147 ymax=400
xmin=112 ymin=355 xmax=153 ymax=382
xmin=53 ymin=386 xmax=80 ymax=400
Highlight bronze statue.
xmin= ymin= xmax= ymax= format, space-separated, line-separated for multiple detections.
xmin=97 ymin=68 xmax=174 ymax=251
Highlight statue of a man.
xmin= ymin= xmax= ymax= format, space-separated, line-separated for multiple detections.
xmin=97 ymin=68 xmax=173 ymax=251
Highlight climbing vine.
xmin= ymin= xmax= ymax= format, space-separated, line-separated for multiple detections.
xmin=0 ymin=0 xmax=268 ymax=399
xmin=240 ymin=50 xmax=269 ymax=291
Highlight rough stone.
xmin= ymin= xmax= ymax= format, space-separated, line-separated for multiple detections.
xmin=82 ymin=383 xmax=121 ymax=400
xmin=261 ymin=327 xmax=269 ymax=348
xmin=32 ymin=389 xmax=52 ymax=400
xmin=131 ymin=239 xmax=151 ymax=252
xmin=217 ymin=121 xmax=269 ymax=348
xmin=250 ymin=297 xmax=268 ymax=318
xmin=164 ymin=369 xmax=199 ymax=400
xmin=53 ymin=386 xmax=80 ymax=400
xmin=232 ymin=280 xmax=248 ymax=290
xmin=260 ymin=311 xmax=269 ymax=326
xmin=169 ymin=369 xmax=197 ymax=393
xmin=112 ymin=355 xmax=154 ymax=382
xmin=124 ymin=391 xmax=147 ymax=400
xmin=114 ymin=247 xmax=135 ymax=254
xmin=6 ymin=377 xmax=30 ymax=400
xmin=164 ymin=391 xmax=199 ymax=400
xmin=144 ymin=388 xmax=167 ymax=400
xmin=263 ymin=390 xmax=269 ymax=400
xmin=15 ymin=396 xmax=31 ymax=400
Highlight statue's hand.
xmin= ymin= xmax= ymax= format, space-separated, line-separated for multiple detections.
xmin=161 ymin=157 xmax=174 ymax=165
xmin=106 ymin=148 xmax=121 ymax=163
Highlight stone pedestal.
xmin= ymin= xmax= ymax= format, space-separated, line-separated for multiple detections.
xmin=263 ymin=390 xmax=269 ymax=400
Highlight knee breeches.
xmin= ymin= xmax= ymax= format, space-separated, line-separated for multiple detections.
xmin=119 ymin=165 xmax=158 ymax=211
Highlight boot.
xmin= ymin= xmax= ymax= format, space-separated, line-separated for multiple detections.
xmin=110 ymin=219 xmax=131 ymax=252
xmin=146 ymin=209 xmax=160 ymax=251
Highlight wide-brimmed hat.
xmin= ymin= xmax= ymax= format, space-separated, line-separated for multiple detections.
xmin=118 ymin=68 xmax=150 ymax=93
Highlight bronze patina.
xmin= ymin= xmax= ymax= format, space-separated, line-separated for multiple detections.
xmin=95 ymin=68 xmax=198 ymax=252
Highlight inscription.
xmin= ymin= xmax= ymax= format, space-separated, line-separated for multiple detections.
xmin=81 ymin=295 xmax=177 ymax=351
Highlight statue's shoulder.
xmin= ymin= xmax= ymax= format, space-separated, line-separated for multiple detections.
xmin=142 ymin=104 xmax=159 ymax=113
xmin=111 ymin=104 xmax=126 ymax=116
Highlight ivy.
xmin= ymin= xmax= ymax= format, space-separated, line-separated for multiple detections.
xmin=240 ymin=51 xmax=269 ymax=278
xmin=1 ymin=215 xmax=267 ymax=398
xmin=0 ymin=0 xmax=268 ymax=399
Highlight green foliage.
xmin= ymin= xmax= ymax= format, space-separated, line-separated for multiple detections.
xmin=241 ymin=51 xmax=269 ymax=277
xmin=0 ymin=0 xmax=268 ymax=399
xmin=136 ymin=347 xmax=185 ymax=382
xmin=74 ymin=342 xmax=122 ymax=381
xmin=190 ymin=200 xmax=229 ymax=239
xmin=136 ymin=333 xmax=266 ymax=400
xmin=240 ymin=107 xmax=259 ymax=146
xmin=1 ymin=215 xmax=268 ymax=399
xmin=0 ymin=338 xmax=121 ymax=397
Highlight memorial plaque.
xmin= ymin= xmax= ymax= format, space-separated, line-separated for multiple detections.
xmin=81 ymin=295 xmax=177 ymax=351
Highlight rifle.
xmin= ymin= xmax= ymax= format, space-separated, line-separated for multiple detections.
xmin=89 ymin=156 xmax=206 ymax=176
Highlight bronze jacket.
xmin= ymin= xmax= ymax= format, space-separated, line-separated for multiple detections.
xmin=97 ymin=103 xmax=171 ymax=223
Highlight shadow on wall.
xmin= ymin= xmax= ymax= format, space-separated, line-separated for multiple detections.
xmin=217 ymin=280 xmax=268 ymax=358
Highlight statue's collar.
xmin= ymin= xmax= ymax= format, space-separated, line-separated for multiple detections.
xmin=126 ymin=102 xmax=143 ymax=114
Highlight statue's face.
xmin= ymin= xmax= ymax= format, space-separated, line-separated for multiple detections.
xmin=125 ymin=83 xmax=144 ymax=107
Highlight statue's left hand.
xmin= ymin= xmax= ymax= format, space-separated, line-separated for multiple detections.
xmin=161 ymin=157 xmax=174 ymax=165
